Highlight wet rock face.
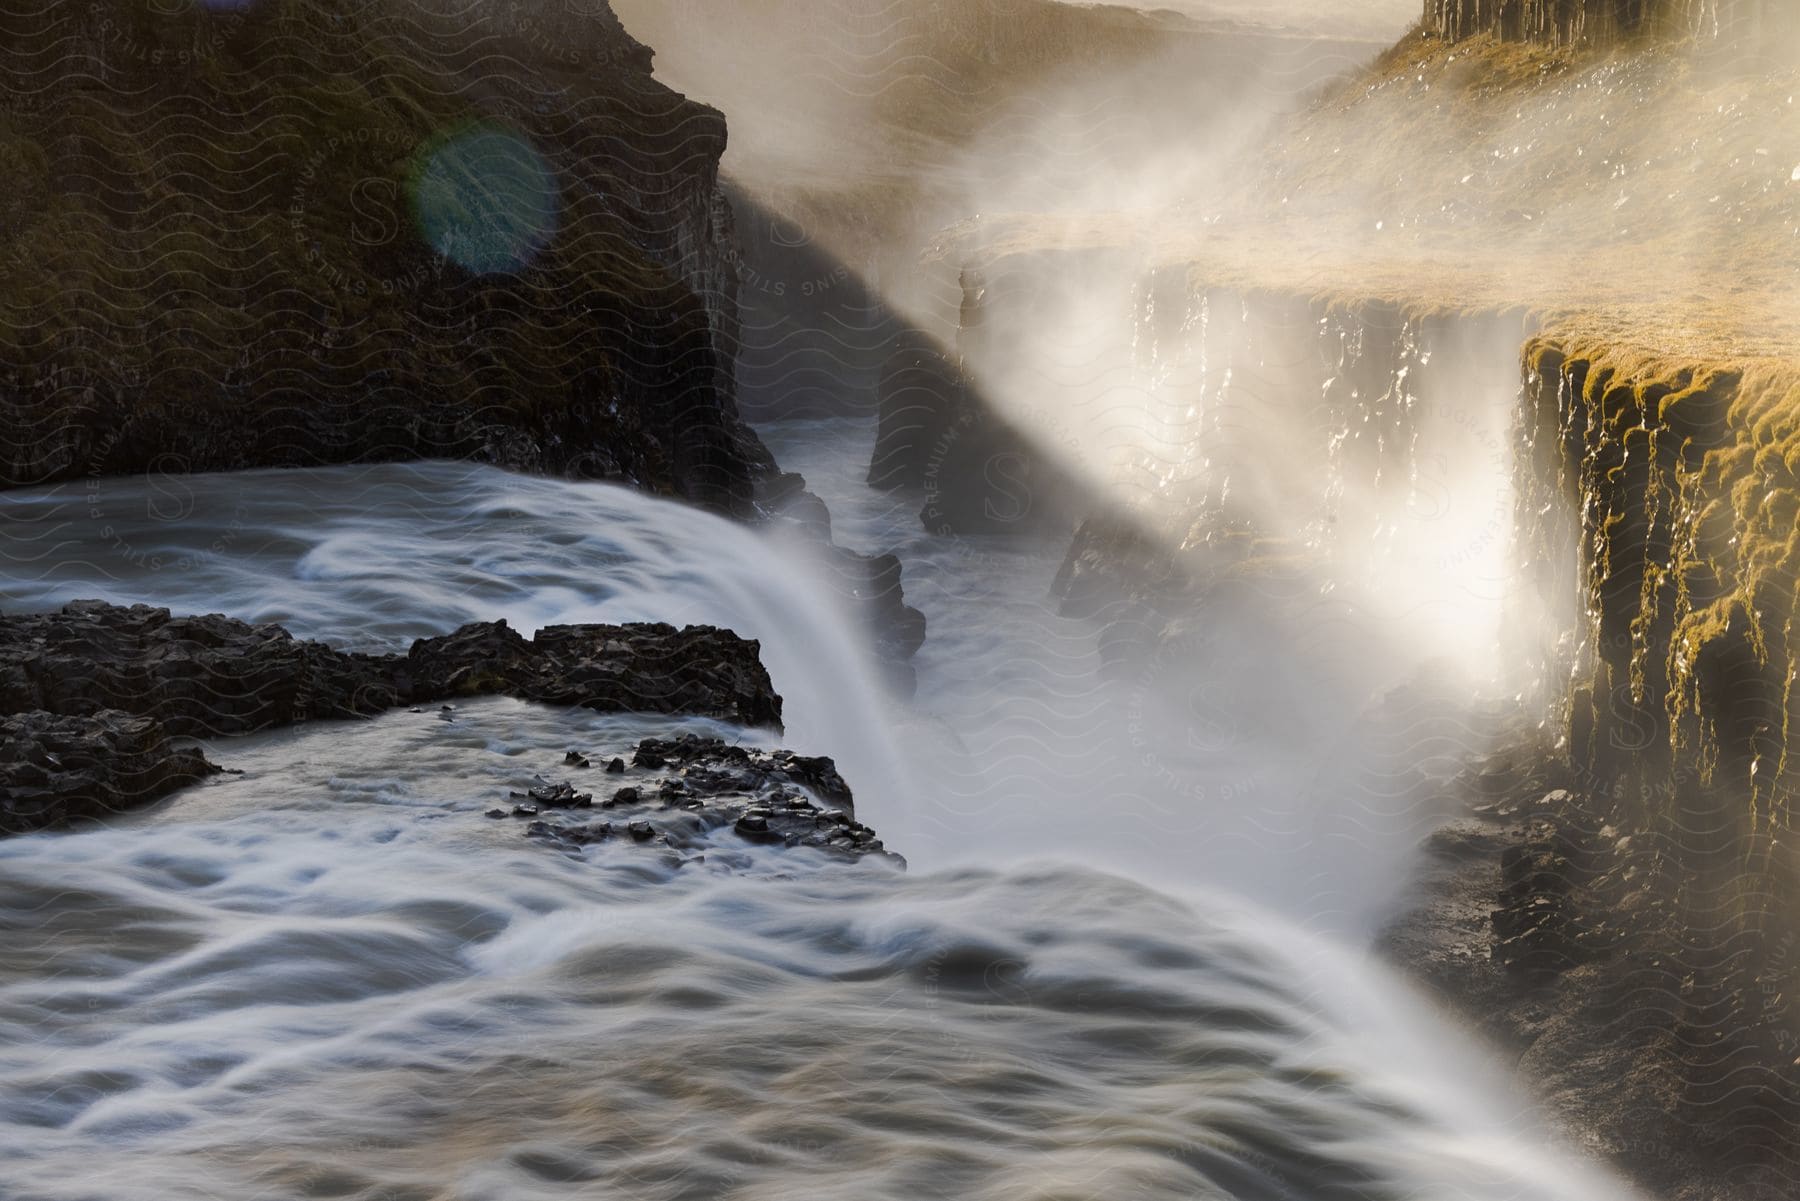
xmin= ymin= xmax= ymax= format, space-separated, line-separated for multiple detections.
xmin=0 ymin=602 xmax=397 ymax=737
xmin=0 ymin=600 xmax=783 ymax=833
xmin=757 ymin=470 xmax=928 ymax=690
xmin=816 ymin=546 xmax=929 ymax=670
xmin=508 ymin=732 xmax=899 ymax=867
xmin=1049 ymin=514 xmax=1187 ymax=623
xmin=1386 ymin=772 xmax=1800 ymax=1198
xmin=631 ymin=734 xmax=854 ymax=809
xmin=0 ymin=711 xmax=218 ymax=836
xmin=402 ymin=620 xmax=783 ymax=728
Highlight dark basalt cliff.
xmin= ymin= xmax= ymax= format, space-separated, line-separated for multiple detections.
xmin=0 ymin=599 xmax=784 ymax=834
xmin=0 ymin=0 xmax=770 ymax=515
xmin=0 ymin=0 xmax=928 ymax=676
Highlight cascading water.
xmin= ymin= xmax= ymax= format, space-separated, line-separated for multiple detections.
xmin=0 ymin=447 xmax=1636 ymax=1199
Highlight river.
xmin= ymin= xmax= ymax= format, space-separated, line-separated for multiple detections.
xmin=0 ymin=432 xmax=1635 ymax=1200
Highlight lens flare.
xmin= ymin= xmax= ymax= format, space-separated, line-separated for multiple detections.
xmin=408 ymin=124 xmax=561 ymax=275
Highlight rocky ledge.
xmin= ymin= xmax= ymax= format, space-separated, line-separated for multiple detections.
xmin=492 ymin=732 xmax=901 ymax=868
xmin=0 ymin=600 xmax=782 ymax=835
xmin=1381 ymin=758 xmax=1800 ymax=1201
xmin=0 ymin=0 xmax=769 ymax=516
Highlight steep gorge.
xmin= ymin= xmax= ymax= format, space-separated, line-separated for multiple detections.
xmin=910 ymin=226 xmax=1800 ymax=1192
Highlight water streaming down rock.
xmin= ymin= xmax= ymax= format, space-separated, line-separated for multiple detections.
xmin=0 ymin=464 xmax=907 ymax=828
xmin=1 ymin=456 xmax=1464 ymax=927
xmin=901 ymin=249 xmax=1532 ymax=686
xmin=1421 ymin=0 xmax=1796 ymax=46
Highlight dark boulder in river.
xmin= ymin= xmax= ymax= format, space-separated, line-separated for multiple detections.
xmin=0 ymin=600 xmax=784 ymax=834
xmin=0 ymin=710 xmax=218 ymax=836
xmin=520 ymin=732 xmax=900 ymax=866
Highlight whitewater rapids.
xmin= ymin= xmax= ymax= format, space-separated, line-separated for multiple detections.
xmin=0 ymin=457 xmax=1636 ymax=1200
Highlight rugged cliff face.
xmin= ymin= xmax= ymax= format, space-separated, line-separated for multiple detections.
xmin=964 ymin=251 xmax=1800 ymax=1192
xmin=1423 ymin=0 xmax=1795 ymax=45
xmin=0 ymin=0 xmax=770 ymax=514
xmin=1516 ymin=338 xmax=1800 ymax=878
xmin=866 ymin=267 xmax=1098 ymax=537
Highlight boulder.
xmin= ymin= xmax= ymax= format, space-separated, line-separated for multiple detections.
xmin=0 ymin=710 xmax=218 ymax=836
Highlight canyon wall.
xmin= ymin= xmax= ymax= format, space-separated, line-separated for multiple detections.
xmin=944 ymin=246 xmax=1800 ymax=913
xmin=1422 ymin=0 xmax=1796 ymax=45
xmin=1516 ymin=340 xmax=1800 ymax=879
xmin=936 ymin=237 xmax=1800 ymax=1180
xmin=0 ymin=0 xmax=769 ymax=515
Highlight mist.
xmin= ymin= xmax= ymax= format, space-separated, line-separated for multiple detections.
xmin=610 ymin=0 xmax=1798 ymax=694
xmin=1112 ymin=0 xmax=1423 ymax=40
xmin=603 ymin=1 xmax=1536 ymax=865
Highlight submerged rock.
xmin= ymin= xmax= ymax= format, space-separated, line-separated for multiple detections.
xmin=0 ymin=600 xmax=783 ymax=834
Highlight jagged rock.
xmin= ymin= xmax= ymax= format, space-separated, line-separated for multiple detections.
xmin=526 ymin=783 xmax=593 ymax=810
xmin=817 ymin=545 xmax=928 ymax=668
xmin=0 ymin=600 xmax=783 ymax=834
xmin=632 ymin=734 xmax=855 ymax=809
xmin=757 ymin=469 xmax=928 ymax=688
xmin=0 ymin=602 xmax=781 ymax=737
xmin=516 ymin=732 xmax=899 ymax=866
xmin=1050 ymin=513 xmax=1186 ymax=621
xmin=0 ymin=710 xmax=219 ymax=836
xmin=0 ymin=0 xmax=772 ymax=518
xmin=0 ymin=601 xmax=398 ymax=737
xmin=405 ymin=620 xmax=781 ymax=727
xmin=527 ymin=820 xmax=613 ymax=847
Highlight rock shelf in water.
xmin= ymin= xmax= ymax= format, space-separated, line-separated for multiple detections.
xmin=0 ymin=600 xmax=785 ymax=835
xmin=502 ymin=733 xmax=900 ymax=868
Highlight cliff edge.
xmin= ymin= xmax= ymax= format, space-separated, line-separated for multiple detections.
xmin=0 ymin=0 xmax=772 ymax=514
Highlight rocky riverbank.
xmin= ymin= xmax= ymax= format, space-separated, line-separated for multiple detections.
xmin=1381 ymin=752 xmax=1800 ymax=1201
xmin=0 ymin=600 xmax=784 ymax=835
